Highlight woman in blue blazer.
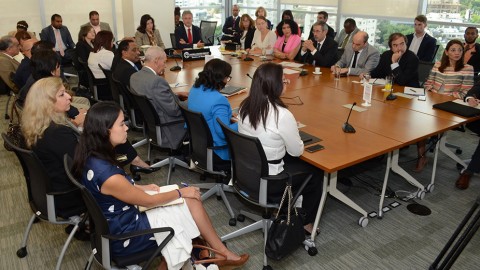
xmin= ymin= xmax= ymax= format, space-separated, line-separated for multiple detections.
xmin=187 ymin=59 xmax=237 ymax=171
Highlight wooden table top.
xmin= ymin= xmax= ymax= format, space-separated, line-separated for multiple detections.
xmin=164 ymin=48 xmax=473 ymax=173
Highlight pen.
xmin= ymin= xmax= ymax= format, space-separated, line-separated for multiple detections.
xmin=174 ymin=83 xmax=179 ymax=87
xmin=180 ymin=182 xmax=189 ymax=187
xmin=410 ymin=89 xmax=416 ymax=93
xmin=372 ymin=78 xmax=377 ymax=84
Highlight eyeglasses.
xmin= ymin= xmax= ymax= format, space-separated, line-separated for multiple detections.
xmin=283 ymin=78 xmax=290 ymax=85
xmin=227 ymin=76 xmax=232 ymax=82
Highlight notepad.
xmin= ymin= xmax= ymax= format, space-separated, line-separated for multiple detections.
xmin=220 ymin=85 xmax=246 ymax=96
xmin=169 ymin=82 xmax=189 ymax=88
xmin=138 ymin=184 xmax=184 ymax=212
xmin=279 ymin=62 xmax=304 ymax=68
xmin=404 ymin=87 xmax=425 ymax=96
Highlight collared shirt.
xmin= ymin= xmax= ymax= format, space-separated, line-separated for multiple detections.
xmin=52 ymin=26 xmax=67 ymax=51
xmin=1 ymin=52 xmax=14 ymax=60
xmin=144 ymin=66 xmax=156 ymax=75
xmin=409 ymin=32 xmax=426 ymax=55
xmin=183 ymin=25 xmax=193 ymax=43
xmin=91 ymin=23 xmax=101 ymax=34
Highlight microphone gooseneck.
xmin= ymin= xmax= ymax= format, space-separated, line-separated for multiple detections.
xmin=246 ymin=73 xmax=253 ymax=79
xmin=342 ymin=102 xmax=356 ymax=133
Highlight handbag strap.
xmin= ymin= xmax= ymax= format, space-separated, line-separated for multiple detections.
xmin=274 ymin=173 xmax=298 ymax=224
xmin=9 ymin=97 xmax=20 ymax=125
xmin=192 ymin=244 xmax=228 ymax=265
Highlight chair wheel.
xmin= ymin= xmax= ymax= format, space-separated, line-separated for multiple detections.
xmin=263 ymin=265 xmax=273 ymax=270
xmin=237 ymin=214 xmax=245 ymax=222
xmin=455 ymin=149 xmax=462 ymax=154
xmin=33 ymin=217 xmax=40 ymax=224
xmin=216 ymin=195 xmax=222 ymax=201
xmin=5 ymin=114 xmax=10 ymax=120
xmin=307 ymin=246 xmax=318 ymax=256
xmin=133 ymin=175 xmax=141 ymax=181
xmin=456 ymin=163 xmax=465 ymax=171
xmin=17 ymin=247 xmax=27 ymax=258
xmin=229 ymin=218 xmax=236 ymax=226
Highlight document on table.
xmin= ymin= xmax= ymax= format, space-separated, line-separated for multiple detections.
xmin=394 ymin=93 xmax=415 ymax=99
xmin=169 ymin=82 xmax=189 ymax=88
xmin=404 ymin=87 xmax=425 ymax=96
xmin=342 ymin=103 xmax=367 ymax=112
xmin=279 ymin=62 xmax=304 ymax=68
xmin=369 ymin=78 xmax=386 ymax=85
xmin=283 ymin=68 xmax=300 ymax=74
xmin=453 ymin=99 xmax=480 ymax=109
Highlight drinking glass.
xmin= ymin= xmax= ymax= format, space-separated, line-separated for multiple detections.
xmin=385 ymin=75 xmax=393 ymax=92
xmin=334 ymin=65 xmax=341 ymax=80
xmin=261 ymin=47 xmax=267 ymax=60
xmin=363 ymin=73 xmax=371 ymax=85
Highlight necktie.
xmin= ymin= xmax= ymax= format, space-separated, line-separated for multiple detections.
xmin=55 ymin=29 xmax=65 ymax=56
xmin=188 ymin=28 xmax=193 ymax=44
xmin=232 ymin=17 xmax=236 ymax=29
xmin=133 ymin=65 xmax=139 ymax=71
xmin=341 ymin=34 xmax=350 ymax=49
xmin=316 ymin=42 xmax=321 ymax=51
xmin=351 ymin=51 xmax=359 ymax=68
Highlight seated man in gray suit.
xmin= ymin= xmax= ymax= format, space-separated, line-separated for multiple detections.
xmin=130 ymin=46 xmax=188 ymax=149
xmin=331 ymin=31 xmax=380 ymax=76
xmin=81 ymin=11 xmax=112 ymax=34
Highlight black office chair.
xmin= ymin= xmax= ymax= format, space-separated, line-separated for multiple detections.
xmin=179 ymin=104 xmax=236 ymax=226
xmin=130 ymin=92 xmax=189 ymax=185
xmin=217 ymin=121 xmax=313 ymax=269
xmin=200 ymin=20 xmax=218 ymax=46
xmin=2 ymin=133 xmax=87 ymax=270
xmin=4 ymin=71 xmax=18 ymax=119
xmin=63 ymin=155 xmax=174 ymax=270
xmin=98 ymin=64 xmax=121 ymax=105
xmin=170 ymin=33 xmax=177 ymax=50
xmin=418 ymin=60 xmax=434 ymax=87
xmin=77 ymin=57 xmax=106 ymax=100
xmin=71 ymin=49 xmax=89 ymax=90
xmin=112 ymin=75 xmax=143 ymax=130
xmin=432 ymin=44 xmax=440 ymax=62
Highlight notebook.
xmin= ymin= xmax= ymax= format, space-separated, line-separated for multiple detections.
xmin=137 ymin=184 xmax=184 ymax=212
xmin=299 ymin=131 xmax=322 ymax=146
xmin=220 ymin=85 xmax=246 ymax=96
xmin=433 ymin=101 xmax=480 ymax=117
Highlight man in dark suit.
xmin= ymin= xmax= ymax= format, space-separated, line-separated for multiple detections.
xmin=112 ymin=40 xmax=141 ymax=87
xmin=40 ymin=14 xmax=75 ymax=63
xmin=464 ymin=27 xmax=480 ymax=83
xmin=301 ymin=21 xmax=338 ymax=67
xmin=130 ymin=47 xmax=187 ymax=149
xmin=455 ymin=85 xmax=480 ymax=189
xmin=307 ymin=11 xmax=335 ymax=41
xmin=406 ymin=15 xmax=437 ymax=62
xmin=175 ymin=10 xmax=204 ymax=49
xmin=221 ymin=4 xmax=241 ymax=41
xmin=368 ymin=33 xmax=419 ymax=87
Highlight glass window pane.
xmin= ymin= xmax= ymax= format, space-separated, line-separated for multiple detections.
xmin=176 ymin=0 xmax=226 ymax=37
xmin=281 ymin=4 xmax=338 ymax=40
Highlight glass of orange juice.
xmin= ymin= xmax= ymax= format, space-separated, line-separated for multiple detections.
xmin=385 ymin=75 xmax=393 ymax=92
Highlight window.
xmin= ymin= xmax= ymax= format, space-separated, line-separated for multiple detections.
xmin=176 ymin=0 xmax=226 ymax=37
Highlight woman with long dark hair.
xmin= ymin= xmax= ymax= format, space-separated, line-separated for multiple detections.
xmin=187 ymin=59 xmax=237 ymax=171
xmin=72 ymin=102 xmax=248 ymax=270
xmin=238 ymin=62 xmax=323 ymax=235
xmin=273 ymin=19 xmax=301 ymax=60
xmin=135 ymin=14 xmax=165 ymax=49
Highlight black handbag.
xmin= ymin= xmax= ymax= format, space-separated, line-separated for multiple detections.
xmin=265 ymin=179 xmax=305 ymax=260
xmin=4 ymin=99 xmax=26 ymax=151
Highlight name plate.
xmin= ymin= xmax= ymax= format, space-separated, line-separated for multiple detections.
xmin=181 ymin=48 xmax=211 ymax=61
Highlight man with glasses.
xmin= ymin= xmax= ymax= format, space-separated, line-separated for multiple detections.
xmin=331 ymin=31 xmax=380 ymax=76
xmin=366 ymin=33 xmax=419 ymax=86
xmin=301 ymin=21 xmax=338 ymax=67
xmin=0 ymin=35 xmax=20 ymax=94
xmin=130 ymin=46 xmax=187 ymax=149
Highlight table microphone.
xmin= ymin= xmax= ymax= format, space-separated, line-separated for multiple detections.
xmin=170 ymin=58 xmax=181 ymax=71
xmin=244 ymin=50 xmax=253 ymax=61
xmin=246 ymin=73 xmax=253 ymax=79
xmin=342 ymin=102 xmax=356 ymax=133
xmin=299 ymin=54 xmax=308 ymax=77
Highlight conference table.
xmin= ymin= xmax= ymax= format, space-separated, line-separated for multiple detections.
xmin=163 ymin=46 xmax=479 ymax=248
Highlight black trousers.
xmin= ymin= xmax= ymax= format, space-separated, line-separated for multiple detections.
xmin=268 ymin=154 xmax=323 ymax=225
xmin=466 ymin=120 xmax=480 ymax=173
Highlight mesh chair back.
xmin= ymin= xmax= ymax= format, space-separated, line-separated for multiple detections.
xmin=3 ymin=133 xmax=49 ymax=219
xmin=112 ymin=75 xmax=140 ymax=121
xmin=200 ymin=21 xmax=217 ymax=46
xmin=170 ymin=33 xmax=177 ymax=50
xmin=98 ymin=64 xmax=121 ymax=105
xmin=180 ymin=105 xmax=213 ymax=170
xmin=130 ymin=93 xmax=161 ymax=144
xmin=77 ymin=57 xmax=96 ymax=94
xmin=418 ymin=61 xmax=434 ymax=87
xmin=218 ymin=121 xmax=269 ymax=202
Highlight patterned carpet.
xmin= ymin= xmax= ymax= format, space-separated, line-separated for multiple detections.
xmin=0 ymin=93 xmax=479 ymax=270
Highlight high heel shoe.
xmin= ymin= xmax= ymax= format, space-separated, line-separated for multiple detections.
xmin=216 ymin=254 xmax=249 ymax=270
xmin=130 ymin=165 xmax=160 ymax=181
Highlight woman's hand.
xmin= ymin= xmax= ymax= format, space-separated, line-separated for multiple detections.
xmin=180 ymin=186 xmax=201 ymax=200
xmin=467 ymin=97 xmax=479 ymax=107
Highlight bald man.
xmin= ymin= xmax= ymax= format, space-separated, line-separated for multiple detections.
xmin=130 ymin=47 xmax=187 ymax=149
xmin=13 ymin=38 xmax=37 ymax=88
xmin=331 ymin=31 xmax=380 ymax=76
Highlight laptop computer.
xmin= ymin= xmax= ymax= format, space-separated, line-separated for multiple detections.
xmin=220 ymin=85 xmax=246 ymax=96
xmin=433 ymin=101 xmax=480 ymax=117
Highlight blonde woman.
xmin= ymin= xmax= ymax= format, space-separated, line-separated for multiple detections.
xmin=255 ymin=6 xmax=272 ymax=29
xmin=249 ymin=16 xmax=276 ymax=55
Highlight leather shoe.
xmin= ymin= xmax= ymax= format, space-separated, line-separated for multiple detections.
xmin=216 ymin=254 xmax=249 ymax=270
xmin=455 ymin=172 xmax=472 ymax=190
xmin=129 ymin=165 xmax=160 ymax=176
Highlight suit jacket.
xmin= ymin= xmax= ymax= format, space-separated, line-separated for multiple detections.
xmin=334 ymin=27 xmax=359 ymax=48
xmin=237 ymin=27 xmax=255 ymax=49
xmin=336 ymin=44 xmax=380 ymax=75
xmin=175 ymin=25 xmax=202 ymax=49
xmin=0 ymin=53 xmax=20 ymax=92
xmin=112 ymin=58 xmax=138 ymax=87
xmin=222 ymin=16 xmax=241 ymax=36
xmin=130 ymin=67 xmax=186 ymax=149
xmin=81 ymin=22 xmax=112 ymax=32
xmin=13 ymin=56 xmax=31 ymax=89
xmin=406 ymin=33 xmax=437 ymax=62
xmin=303 ymin=36 xmax=338 ymax=67
xmin=76 ymin=40 xmax=93 ymax=63
xmin=40 ymin=25 xmax=75 ymax=51
xmin=307 ymin=24 xmax=335 ymax=41
xmin=467 ymin=43 xmax=480 ymax=83
xmin=370 ymin=50 xmax=419 ymax=87
xmin=134 ymin=29 xmax=165 ymax=49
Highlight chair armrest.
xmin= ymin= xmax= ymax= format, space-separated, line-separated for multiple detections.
xmin=47 ymin=186 xmax=80 ymax=196
xmin=160 ymin=120 xmax=184 ymax=127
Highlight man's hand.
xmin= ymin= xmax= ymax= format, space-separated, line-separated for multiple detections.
xmin=391 ymin=51 xmax=402 ymax=63
xmin=303 ymin=40 xmax=314 ymax=52
xmin=179 ymin=38 xmax=186 ymax=44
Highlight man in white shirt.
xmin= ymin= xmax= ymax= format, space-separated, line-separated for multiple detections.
xmin=406 ymin=15 xmax=437 ymax=62
xmin=0 ymin=35 xmax=20 ymax=94
xmin=39 ymin=14 xmax=75 ymax=63
xmin=81 ymin=11 xmax=112 ymax=34
xmin=331 ymin=31 xmax=380 ymax=76
xmin=174 ymin=10 xmax=204 ymax=49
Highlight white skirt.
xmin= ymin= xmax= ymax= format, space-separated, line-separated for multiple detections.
xmin=146 ymin=202 xmax=200 ymax=270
